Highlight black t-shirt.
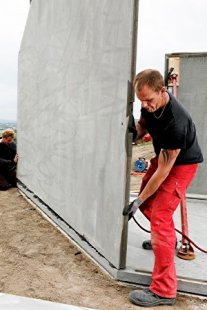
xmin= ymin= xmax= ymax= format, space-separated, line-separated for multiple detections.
xmin=141 ymin=92 xmax=203 ymax=165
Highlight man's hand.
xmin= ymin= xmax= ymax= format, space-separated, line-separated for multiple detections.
xmin=123 ymin=197 xmax=143 ymax=220
xmin=13 ymin=154 xmax=18 ymax=163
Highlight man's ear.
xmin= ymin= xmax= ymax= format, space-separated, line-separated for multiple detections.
xmin=161 ymin=87 xmax=165 ymax=93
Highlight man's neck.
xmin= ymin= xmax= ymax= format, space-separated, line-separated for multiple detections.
xmin=162 ymin=91 xmax=170 ymax=108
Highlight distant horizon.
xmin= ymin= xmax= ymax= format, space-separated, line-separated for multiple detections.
xmin=0 ymin=119 xmax=16 ymax=123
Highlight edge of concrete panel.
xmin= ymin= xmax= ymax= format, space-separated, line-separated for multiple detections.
xmin=120 ymin=0 xmax=139 ymax=268
xmin=18 ymin=182 xmax=207 ymax=297
xmin=165 ymin=52 xmax=207 ymax=59
xmin=116 ymin=269 xmax=207 ymax=297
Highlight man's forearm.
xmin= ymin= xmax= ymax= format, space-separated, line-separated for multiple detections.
xmin=138 ymin=169 xmax=169 ymax=202
xmin=139 ymin=149 xmax=180 ymax=202
xmin=137 ymin=123 xmax=147 ymax=139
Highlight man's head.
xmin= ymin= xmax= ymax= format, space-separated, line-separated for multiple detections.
xmin=133 ymin=69 xmax=167 ymax=112
xmin=1 ymin=128 xmax=15 ymax=144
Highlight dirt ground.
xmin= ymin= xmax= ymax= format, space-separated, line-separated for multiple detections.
xmin=0 ymin=143 xmax=206 ymax=309
xmin=130 ymin=143 xmax=155 ymax=193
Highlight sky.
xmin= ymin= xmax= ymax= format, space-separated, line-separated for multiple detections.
xmin=133 ymin=0 xmax=207 ymax=118
xmin=0 ymin=0 xmax=30 ymax=121
xmin=1 ymin=0 xmax=207 ymax=120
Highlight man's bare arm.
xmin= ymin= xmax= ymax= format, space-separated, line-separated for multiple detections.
xmin=138 ymin=148 xmax=181 ymax=202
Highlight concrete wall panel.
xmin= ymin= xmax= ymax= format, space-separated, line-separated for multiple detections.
xmin=179 ymin=55 xmax=207 ymax=195
xmin=17 ymin=0 xmax=138 ymax=268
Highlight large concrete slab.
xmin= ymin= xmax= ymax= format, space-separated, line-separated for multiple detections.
xmin=17 ymin=0 xmax=138 ymax=269
xmin=0 ymin=293 xmax=93 ymax=310
xmin=179 ymin=54 xmax=207 ymax=195
xmin=166 ymin=52 xmax=207 ymax=196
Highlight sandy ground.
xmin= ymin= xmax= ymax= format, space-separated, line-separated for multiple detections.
xmin=0 ymin=143 xmax=206 ymax=309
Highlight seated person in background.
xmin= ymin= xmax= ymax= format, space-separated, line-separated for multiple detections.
xmin=0 ymin=128 xmax=18 ymax=190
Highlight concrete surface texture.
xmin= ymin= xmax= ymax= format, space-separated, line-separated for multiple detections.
xmin=178 ymin=53 xmax=207 ymax=195
xmin=17 ymin=0 xmax=138 ymax=269
xmin=0 ymin=293 xmax=93 ymax=310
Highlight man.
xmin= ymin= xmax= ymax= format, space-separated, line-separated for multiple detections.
xmin=0 ymin=128 xmax=18 ymax=190
xmin=123 ymin=69 xmax=203 ymax=307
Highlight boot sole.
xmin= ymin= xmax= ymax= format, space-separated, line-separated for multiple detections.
xmin=129 ymin=295 xmax=176 ymax=307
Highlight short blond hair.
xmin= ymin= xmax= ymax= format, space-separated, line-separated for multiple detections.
xmin=2 ymin=128 xmax=15 ymax=139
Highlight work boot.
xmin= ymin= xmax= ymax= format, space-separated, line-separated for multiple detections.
xmin=142 ymin=239 xmax=178 ymax=250
xmin=142 ymin=240 xmax=153 ymax=250
xmin=129 ymin=288 xmax=176 ymax=307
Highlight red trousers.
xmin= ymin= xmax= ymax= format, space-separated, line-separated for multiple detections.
xmin=139 ymin=157 xmax=198 ymax=298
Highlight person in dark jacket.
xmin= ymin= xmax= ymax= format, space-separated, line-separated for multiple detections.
xmin=0 ymin=128 xmax=18 ymax=190
xmin=123 ymin=69 xmax=203 ymax=307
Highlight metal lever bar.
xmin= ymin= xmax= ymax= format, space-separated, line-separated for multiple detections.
xmin=177 ymin=194 xmax=195 ymax=260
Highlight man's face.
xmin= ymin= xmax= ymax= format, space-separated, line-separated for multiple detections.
xmin=136 ymin=85 xmax=165 ymax=113
xmin=2 ymin=136 xmax=13 ymax=144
